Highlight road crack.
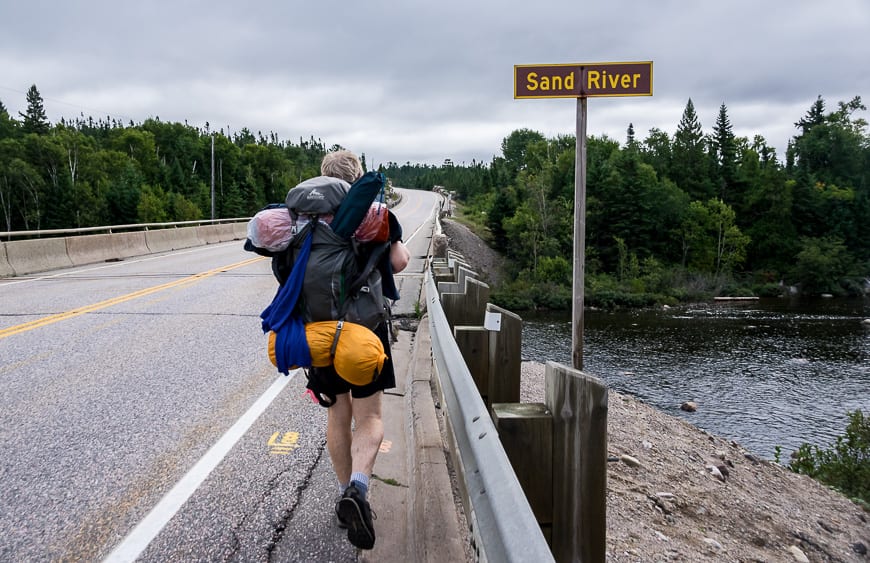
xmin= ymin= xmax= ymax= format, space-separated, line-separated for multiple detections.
xmin=264 ymin=439 xmax=327 ymax=562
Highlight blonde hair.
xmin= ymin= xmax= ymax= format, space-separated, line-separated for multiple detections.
xmin=321 ymin=150 xmax=363 ymax=183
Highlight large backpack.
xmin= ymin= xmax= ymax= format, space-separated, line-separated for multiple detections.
xmin=268 ymin=174 xmax=390 ymax=331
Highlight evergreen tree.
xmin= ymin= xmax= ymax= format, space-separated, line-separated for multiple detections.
xmin=795 ymin=95 xmax=825 ymax=134
xmin=0 ymin=100 xmax=15 ymax=139
xmin=790 ymin=96 xmax=868 ymax=262
xmin=587 ymin=147 xmax=663 ymax=269
xmin=626 ymin=123 xmax=637 ymax=149
xmin=640 ymin=128 xmax=671 ymax=180
xmin=711 ymin=103 xmax=738 ymax=202
xmin=674 ymin=99 xmax=703 ymax=146
xmin=741 ymin=137 xmax=797 ymax=272
xmin=106 ymin=162 xmax=144 ymax=224
xmin=19 ymin=85 xmax=50 ymax=135
xmin=487 ymin=185 xmax=515 ymax=252
xmin=671 ymin=99 xmax=713 ymax=201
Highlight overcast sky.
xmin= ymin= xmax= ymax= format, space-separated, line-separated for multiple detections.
xmin=1 ymin=0 xmax=868 ymax=167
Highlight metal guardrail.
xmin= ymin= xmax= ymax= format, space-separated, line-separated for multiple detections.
xmin=425 ymin=267 xmax=554 ymax=563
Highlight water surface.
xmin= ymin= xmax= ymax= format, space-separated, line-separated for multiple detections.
xmin=522 ymin=298 xmax=870 ymax=460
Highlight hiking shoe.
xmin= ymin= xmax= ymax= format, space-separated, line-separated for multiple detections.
xmin=334 ymin=498 xmax=349 ymax=529
xmin=336 ymin=485 xmax=376 ymax=549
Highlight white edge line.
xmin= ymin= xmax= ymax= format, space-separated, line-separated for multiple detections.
xmin=403 ymin=194 xmax=438 ymax=245
xmin=103 ymin=371 xmax=298 ymax=563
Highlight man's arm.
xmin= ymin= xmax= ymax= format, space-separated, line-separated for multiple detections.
xmin=387 ymin=210 xmax=410 ymax=273
xmin=390 ymin=241 xmax=410 ymax=273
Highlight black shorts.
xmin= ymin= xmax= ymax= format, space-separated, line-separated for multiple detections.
xmin=305 ymin=322 xmax=396 ymax=407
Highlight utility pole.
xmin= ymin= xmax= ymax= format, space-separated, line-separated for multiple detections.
xmin=210 ymin=134 xmax=215 ymax=220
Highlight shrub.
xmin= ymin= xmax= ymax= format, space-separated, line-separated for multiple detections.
xmin=491 ymin=279 xmax=535 ymax=311
xmin=789 ymin=410 xmax=870 ymax=506
xmin=753 ymin=283 xmax=784 ymax=298
xmin=790 ymin=236 xmax=853 ymax=296
xmin=533 ymin=282 xmax=572 ymax=309
xmin=492 ymin=279 xmax=572 ymax=311
xmin=718 ymin=282 xmax=756 ymax=297
xmin=586 ymin=289 xmax=659 ymax=309
xmin=534 ymin=256 xmax=572 ymax=286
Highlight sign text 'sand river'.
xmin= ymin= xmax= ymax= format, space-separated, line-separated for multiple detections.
xmin=514 ymin=61 xmax=653 ymax=99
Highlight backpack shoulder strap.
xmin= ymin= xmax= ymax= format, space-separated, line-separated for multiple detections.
xmin=336 ymin=241 xmax=391 ymax=320
xmin=347 ymin=241 xmax=391 ymax=297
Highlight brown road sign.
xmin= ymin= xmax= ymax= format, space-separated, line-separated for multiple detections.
xmin=514 ymin=61 xmax=653 ymax=99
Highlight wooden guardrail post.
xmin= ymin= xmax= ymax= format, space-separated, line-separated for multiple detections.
xmin=453 ymin=326 xmax=490 ymax=402
xmin=448 ymin=252 xmax=471 ymax=279
xmin=433 ymin=266 xmax=454 ymax=287
xmin=441 ymin=277 xmax=489 ymax=329
xmin=491 ymin=402 xmax=554 ymax=544
xmin=485 ymin=303 xmax=522 ymax=404
xmin=545 ymin=362 xmax=608 ymax=563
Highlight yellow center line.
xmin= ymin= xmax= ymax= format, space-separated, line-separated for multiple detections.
xmin=0 ymin=257 xmax=265 ymax=340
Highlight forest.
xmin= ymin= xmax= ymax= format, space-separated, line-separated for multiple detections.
xmin=382 ymin=97 xmax=870 ymax=308
xmin=0 ymin=85 xmax=334 ymax=234
xmin=2 ymin=85 xmax=868 ymax=308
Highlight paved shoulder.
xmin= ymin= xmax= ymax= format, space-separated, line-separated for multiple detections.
xmin=365 ymin=320 xmax=469 ymax=562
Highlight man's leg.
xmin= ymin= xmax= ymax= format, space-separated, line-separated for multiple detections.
xmin=350 ymin=391 xmax=384 ymax=479
xmin=336 ymin=391 xmax=383 ymax=550
xmin=326 ymin=393 xmax=353 ymax=488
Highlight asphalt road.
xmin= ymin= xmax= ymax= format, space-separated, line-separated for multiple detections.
xmin=0 ymin=188 xmax=441 ymax=562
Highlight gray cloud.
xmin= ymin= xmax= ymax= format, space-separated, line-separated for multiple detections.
xmin=1 ymin=0 xmax=867 ymax=165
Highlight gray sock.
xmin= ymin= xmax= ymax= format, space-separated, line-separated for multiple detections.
xmin=350 ymin=472 xmax=369 ymax=499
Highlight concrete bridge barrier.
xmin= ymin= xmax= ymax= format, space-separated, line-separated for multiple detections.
xmin=144 ymin=229 xmax=177 ymax=253
xmin=6 ymin=238 xmax=74 ymax=275
xmin=171 ymin=226 xmax=203 ymax=249
xmin=67 ymin=233 xmax=116 ymax=266
xmin=0 ymin=221 xmax=248 ymax=278
xmin=195 ymin=225 xmax=215 ymax=244
xmin=111 ymin=232 xmax=150 ymax=259
xmin=196 ymin=225 xmax=235 ymax=244
xmin=0 ymin=242 xmax=14 ymax=277
xmin=216 ymin=224 xmax=237 ymax=242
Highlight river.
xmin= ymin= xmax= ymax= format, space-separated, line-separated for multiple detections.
xmin=521 ymin=297 xmax=870 ymax=461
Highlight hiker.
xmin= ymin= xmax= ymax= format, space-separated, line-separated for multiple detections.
xmin=252 ymin=149 xmax=409 ymax=549
xmin=306 ymin=150 xmax=408 ymax=550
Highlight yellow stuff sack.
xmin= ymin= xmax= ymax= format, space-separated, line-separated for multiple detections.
xmin=268 ymin=321 xmax=387 ymax=386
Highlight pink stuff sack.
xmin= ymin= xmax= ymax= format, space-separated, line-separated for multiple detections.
xmin=247 ymin=207 xmax=295 ymax=252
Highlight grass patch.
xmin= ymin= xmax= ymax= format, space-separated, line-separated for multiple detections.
xmin=451 ymin=202 xmax=495 ymax=244
xmin=371 ymin=474 xmax=408 ymax=488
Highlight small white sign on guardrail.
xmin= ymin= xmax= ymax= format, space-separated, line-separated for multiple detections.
xmin=484 ymin=311 xmax=502 ymax=331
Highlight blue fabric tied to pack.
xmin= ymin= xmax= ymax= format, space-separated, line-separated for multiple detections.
xmin=260 ymin=230 xmax=313 ymax=374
